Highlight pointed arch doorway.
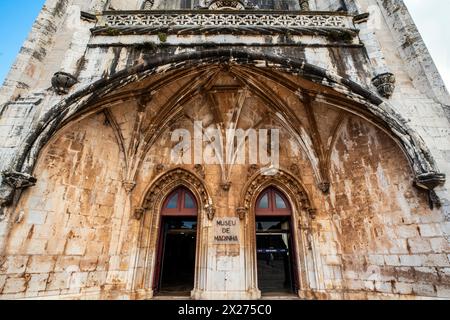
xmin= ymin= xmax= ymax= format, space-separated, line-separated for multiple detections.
xmin=255 ymin=188 xmax=298 ymax=294
xmin=154 ymin=187 xmax=198 ymax=295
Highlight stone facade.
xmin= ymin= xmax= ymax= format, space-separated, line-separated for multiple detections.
xmin=0 ymin=0 xmax=449 ymax=300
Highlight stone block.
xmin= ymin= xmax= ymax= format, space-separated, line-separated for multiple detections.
xmin=26 ymin=273 xmax=50 ymax=293
xmin=27 ymin=256 xmax=56 ymax=274
xmin=2 ymin=256 xmax=29 ymax=274
xmin=419 ymin=224 xmax=443 ymax=237
xmin=399 ymin=255 xmax=423 ymax=267
xmin=46 ymin=272 xmax=70 ymax=291
xmin=2 ymin=277 xmax=27 ymax=294
xmin=407 ymin=238 xmax=432 ymax=254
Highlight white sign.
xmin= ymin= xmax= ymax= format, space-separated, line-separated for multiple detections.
xmin=214 ymin=218 xmax=240 ymax=244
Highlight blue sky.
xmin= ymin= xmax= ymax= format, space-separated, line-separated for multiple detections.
xmin=0 ymin=1 xmax=449 ymax=90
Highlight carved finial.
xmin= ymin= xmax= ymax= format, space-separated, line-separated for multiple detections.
xmin=247 ymin=164 xmax=259 ymax=178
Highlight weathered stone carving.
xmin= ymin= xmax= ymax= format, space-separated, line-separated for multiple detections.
xmin=194 ymin=164 xmax=206 ymax=179
xmin=318 ymin=182 xmax=331 ymax=194
xmin=134 ymin=207 xmax=145 ymax=220
xmin=123 ymin=180 xmax=137 ymax=193
xmin=142 ymin=0 xmax=154 ymax=10
xmin=299 ymin=0 xmax=310 ymax=11
xmin=2 ymin=171 xmax=37 ymax=189
xmin=205 ymin=204 xmax=216 ymax=220
xmin=143 ymin=168 xmax=212 ymax=216
xmin=95 ymin=11 xmax=355 ymax=37
xmin=415 ymin=172 xmax=446 ymax=209
xmin=236 ymin=207 xmax=247 ymax=220
xmin=51 ymin=72 xmax=77 ymax=95
xmin=372 ymin=72 xmax=396 ymax=98
xmin=220 ymin=181 xmax=232 ymax=191
xmin=208 ymin=0 xmax=246 ymax=10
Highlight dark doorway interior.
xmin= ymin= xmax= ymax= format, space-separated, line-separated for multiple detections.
xmin=256 ymin=217 xmax=295 ymax=294
xmin=157 ymin=218 xmax=197 ymax=295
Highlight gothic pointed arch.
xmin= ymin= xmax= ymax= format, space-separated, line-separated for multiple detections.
xmin=0 ymin=49 xmax=445 ymax=214
xmin=137 ymin=168 xmax=215 ymax=220
xmin=131 ymin=168 xmax=214 ymax=297
xmin=237 ymin=168 xmax=323 ymax=298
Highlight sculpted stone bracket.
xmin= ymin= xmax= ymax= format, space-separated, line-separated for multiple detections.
xmin=372 ymin=72 xmax=396 ymax=99
xmin=0 ymin=171 xmax=37 ymax=214
xmin=2 ymin=171 xmax=37 ymax=189
xmin=51 ymin=72 xmax=78 ymax=95
xmin=415 ymin=172 xmax=446 ymax=209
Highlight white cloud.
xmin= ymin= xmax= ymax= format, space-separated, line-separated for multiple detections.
xmin=404 ymin=0 xmax=450 ymax=91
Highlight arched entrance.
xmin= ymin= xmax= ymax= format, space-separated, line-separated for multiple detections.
xmin=154 ymin=187 xmax=199 ymax=295
xmin=255 ymin=188 xmax=297 ymax=295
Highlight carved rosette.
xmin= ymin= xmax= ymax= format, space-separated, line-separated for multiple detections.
xmin=372 ymin=72 xmax=396 ymax=98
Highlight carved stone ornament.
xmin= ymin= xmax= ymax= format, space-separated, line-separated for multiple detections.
xmin=220 ymin=181 xmax=232 ymax=191
xmin=123 ymin=180 xmax=137 ymax=193
xmin=236 ymin=207 xmax=248 ymax=220
xmin=51 ymin=72 xmax=78 ymax=95
xmin=415 ymin=172 xmax=446 ymax=210
xmin=208 ymin=0 xmax=246 ymax=10
xmin=205 ymin=204 xmax=216 ymax=220
xmin=299 ymin=0 xmax=310 ymax=11
xmin=134 ymin=207 xmax=145 ymax=220
xmin=2 ymin=171 xmax=37 ymax=189
xmin=372 ymin=72 xmax=396 ymax=98
xmin=318 ymin=181 xmax=331 ymax=194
